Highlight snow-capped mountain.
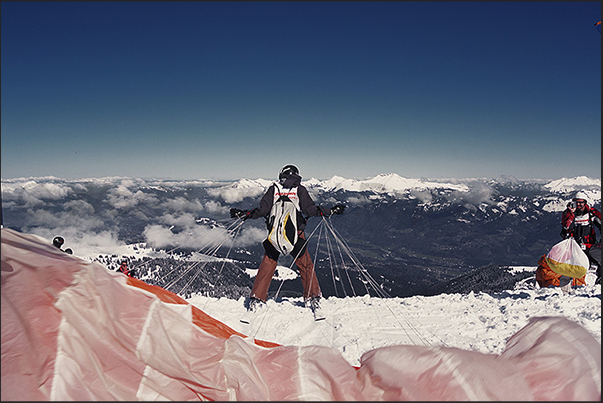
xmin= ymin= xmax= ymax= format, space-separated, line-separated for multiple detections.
xmin=1 ymin=174 xmax=600 ymax=298
xmin=304 ymin=174 xmax=470 ymax=193
xmin=544 ymin=175 xmax=601 ymax=193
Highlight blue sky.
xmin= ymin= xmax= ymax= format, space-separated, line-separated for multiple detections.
xmin=1 ymin=1 xmax=600 ymax=181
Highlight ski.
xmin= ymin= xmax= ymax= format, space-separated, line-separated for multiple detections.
xmin=240 ymin=298 xmax=265 ymax=324
xmin=240 ymin=309 xmax=255 ymax=324
xmin=312 ymin=305 xmax=326 ymax=321
xmin=307 ymin=297 xmax=325 ymax=321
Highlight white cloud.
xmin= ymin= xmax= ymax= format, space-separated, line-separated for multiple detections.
xmin=159 ymin=197 xmax=204 ymax=213
xmin=25 ymin=207 xmax=104 ymax=232
xmin=204 ymin=200 xmax=228 ymax=215
xmin=22 ymin=181 xmax=74 ymax=200
xmin=446 ymin=182 xmax=497 ymax=207
xmin=157 ymin=197 xmax=228 ymax=216
xmin=234 ymin=226 xmax=267 ymax=247
xmin=142 ymin=225 xmax=174 ymax=247
xmin=158 ymin=213 xmax=198 ymax=227
xmin=207 ymin=180 xmax=269 ymax=204
xmin=63 ymin=200 xmax=96 ymax=216
xmin=26 ymin=226 xmax=130 ymax=257
xmin=345 ymin=195 xmax=370 ymax=206
xmin=106 ymin=183 xmax=159 ymax=209
xmin=1 ymin=180 xmax=75 ymax=207
xmin=410 ymin=190 xmax=433 ymax=204
xmin=143 ymin=224 xmax=233 ymax=250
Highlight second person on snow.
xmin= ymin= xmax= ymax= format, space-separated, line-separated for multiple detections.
xmin=561 ymin=191 xmax=601 ymax=284
xmin=230 ymin=164 xmax=345 ymax=317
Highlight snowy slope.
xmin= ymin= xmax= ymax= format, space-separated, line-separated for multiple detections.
xmin=187 ymin=284 xmax=601 ymax=368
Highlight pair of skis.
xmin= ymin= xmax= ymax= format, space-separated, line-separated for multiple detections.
xmin=240 ymin=301 xmax=325 ymax=324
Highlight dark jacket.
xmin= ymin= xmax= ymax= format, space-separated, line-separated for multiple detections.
xmin=249 ymin=173 xmax=330 ymax=230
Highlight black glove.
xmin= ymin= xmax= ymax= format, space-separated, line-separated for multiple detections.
xmin=330 ymin=204 xmax=345 ymax=215
xmin=230 ymin=208 xmax=250 ymax=220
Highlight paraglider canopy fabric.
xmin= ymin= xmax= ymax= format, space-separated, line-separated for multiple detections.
xmin=1 ymin=228 xmax=601 ymax=401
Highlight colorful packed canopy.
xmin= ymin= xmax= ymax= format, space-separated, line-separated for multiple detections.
xmin=1 ymin=228 xmax=601 ymax=400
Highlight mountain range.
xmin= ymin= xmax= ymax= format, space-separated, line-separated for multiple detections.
xmin=1 ymin=174 xmax=600 ymax=298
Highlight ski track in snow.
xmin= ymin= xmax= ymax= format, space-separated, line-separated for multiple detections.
xmin=187 ymin=285 xmax=601 ymax=367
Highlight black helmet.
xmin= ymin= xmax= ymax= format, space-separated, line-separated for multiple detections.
xmin=53 ymin=236 xmax=64 ymax=248
xmin=279 ymin=165 xmax=299 ymax=180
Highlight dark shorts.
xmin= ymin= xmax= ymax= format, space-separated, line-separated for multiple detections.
xmin=262 ymin=234 xmax=308 ymax=262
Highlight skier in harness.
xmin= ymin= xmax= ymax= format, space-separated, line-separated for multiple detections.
xmin=561 ymin=191 xmax=601 ymax=284
xmin=230 ymin=165 xmax=345 ymax=318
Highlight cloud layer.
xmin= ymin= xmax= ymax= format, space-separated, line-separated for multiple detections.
xmin=2 ymin=175 xmax=600 ymax=260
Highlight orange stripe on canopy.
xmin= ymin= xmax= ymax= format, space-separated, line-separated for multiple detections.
xmin=126 ymin=276 xmax=280 ymax=348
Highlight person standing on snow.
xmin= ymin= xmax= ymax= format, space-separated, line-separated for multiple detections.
xmin=230 ymin=165 xmax=345 ymax=316
xmin=561 ymin=191 xmax=601 ymax=284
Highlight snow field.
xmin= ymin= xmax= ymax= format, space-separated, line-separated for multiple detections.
xmin=188 ymin=284 xmax=601 ymax=367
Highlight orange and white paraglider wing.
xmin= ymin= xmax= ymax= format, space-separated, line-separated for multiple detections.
xmin=1 ymin=228 xmax=236 ymax=400
xmin=1 ymin=229 xmax=81 ymax=400
xmin=0 ymin=228 xmax=361 ymax=401
xmin=502 ymin=316 xmax=602 ymax=401
xmin=357 ymin=344 xmax=536 ymax=401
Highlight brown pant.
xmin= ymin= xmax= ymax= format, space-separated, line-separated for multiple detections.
xmin=250 ymin=233 xmax=322 ymax=302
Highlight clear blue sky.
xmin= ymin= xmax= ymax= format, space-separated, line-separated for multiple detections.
xmin=1 ymin=1 xmax=601 ymax=181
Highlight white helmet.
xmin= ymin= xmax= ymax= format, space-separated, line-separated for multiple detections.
xmin=572 ymin=191 xmax=589 ymax=203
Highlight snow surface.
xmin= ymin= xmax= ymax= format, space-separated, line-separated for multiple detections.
xmin=187 ymin=282 xmax=601 ymax=368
